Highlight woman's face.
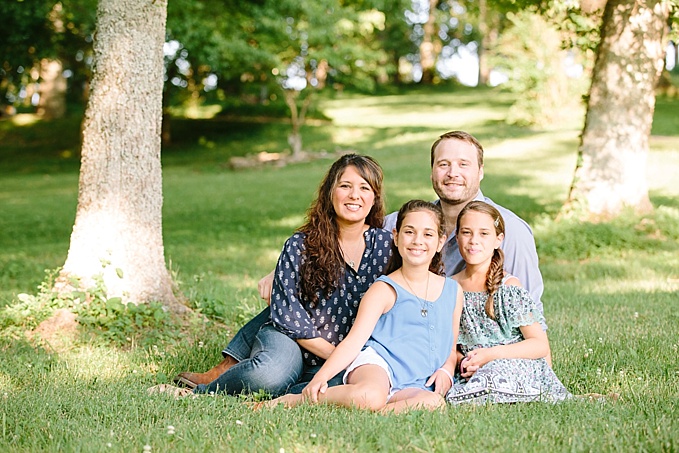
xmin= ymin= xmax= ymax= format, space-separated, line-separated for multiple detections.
xmin=332 ymin=165 xmax=375 ymax=226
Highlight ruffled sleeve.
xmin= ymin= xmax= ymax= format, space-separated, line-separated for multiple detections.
xmin=270 ymin=233 xmax=320 ymax=340
xmin=495 ymin=285 xmax=545 ymax=331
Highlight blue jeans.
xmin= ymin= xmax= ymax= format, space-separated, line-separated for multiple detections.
xmin=287 ymin=367 xmax=346 ymax=394
xmin=194 ymin=308 xmax=303 ymax=397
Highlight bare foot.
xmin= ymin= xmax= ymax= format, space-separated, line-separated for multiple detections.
xmin=148 ymin=384 xmax=196 ymax=399
xmin=578 ymin=392 xmax=620 ymax=402
xmin=253 ymin=393 xmax=304 ymax=410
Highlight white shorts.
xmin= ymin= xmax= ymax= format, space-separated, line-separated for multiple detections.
xmin=344 ymin=346 xmax=398 ymax=401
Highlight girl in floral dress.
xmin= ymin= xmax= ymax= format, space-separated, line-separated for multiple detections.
xmin=446 ymin=201 xmax=571 ymax=405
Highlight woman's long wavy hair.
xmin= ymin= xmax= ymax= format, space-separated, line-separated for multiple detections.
xmin=385 ymin=200 xmax=446 ymax=276
xmin=298 ymin=154 xmax=385 ymax=307
xmin=456 ymin=201 xmax=505 ymax=320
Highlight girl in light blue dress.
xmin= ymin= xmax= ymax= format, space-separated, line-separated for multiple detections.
xmin=267 ymin=200 xmax=464 ymax=413
xmin=446 ymin=201 xmax=571 ymax=404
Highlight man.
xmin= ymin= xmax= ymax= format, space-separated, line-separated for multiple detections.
xmin=394 ymin=130 xmax=546 ymax=323
xmin=176 ymin=131 xmax=549 ymax=387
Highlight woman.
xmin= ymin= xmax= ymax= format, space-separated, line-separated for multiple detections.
xmin=155 ymin=154 xmax=392 ymax=397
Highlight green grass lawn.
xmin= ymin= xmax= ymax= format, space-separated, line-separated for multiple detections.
xmin=1 ymin=85 xmax=678 ymax=452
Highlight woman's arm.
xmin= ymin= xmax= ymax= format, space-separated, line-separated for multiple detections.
xmin=297 ymin=338 xmax=335 ymax=360
xmin=302 ymin=282 xmax=394 ymax=402
xmin=270 ymin=235 xmax=323 ymax=342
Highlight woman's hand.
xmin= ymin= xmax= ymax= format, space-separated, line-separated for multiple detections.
xmin=302 ymin=377 xmax=329 ymax=403
xmin=425 ymin=368 xmax=453 ymax=395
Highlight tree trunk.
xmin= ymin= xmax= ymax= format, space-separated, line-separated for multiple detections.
xmin=283 ymin=89 xmax=313 ymax=159
xmin=59 ymin=0 xmax=182 ymax=310
xmin=419 ymin=0 xmax=439 ymax=84
xmin=37 ymin=59 xmax=67 ymax=119
xmin=565 ymin=0 xmax=669 ymax=218
xmin=477 ymin=0 xmax=493 ymax=86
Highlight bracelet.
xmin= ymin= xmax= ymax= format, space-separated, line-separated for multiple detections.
xmin=438 ymin=367 xmax=454 ymax=384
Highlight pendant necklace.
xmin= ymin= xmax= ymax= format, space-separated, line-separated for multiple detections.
xmin=401 ymin=269 xmax=430 ymax=317
xmin=340 ymin=239 xmax=363 ymax=270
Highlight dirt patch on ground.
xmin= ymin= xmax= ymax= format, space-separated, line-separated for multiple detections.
xmin=228 ymin=149 xmax=351 ymax=170
xmin=29 ymin=308 xmax=79 ymax=352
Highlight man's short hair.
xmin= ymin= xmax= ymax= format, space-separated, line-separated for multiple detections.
xmin=430 ymin=131 xmax=484 ymax=168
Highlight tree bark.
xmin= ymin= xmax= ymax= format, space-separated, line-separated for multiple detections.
xmin=59 ymin=0 xmax=182 ymax=310
xmin=566 ymin=0 xmax=669 ymax=218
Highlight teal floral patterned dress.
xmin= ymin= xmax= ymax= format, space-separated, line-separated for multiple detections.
xmin=446 ymin=284 xmax=571 ymax=405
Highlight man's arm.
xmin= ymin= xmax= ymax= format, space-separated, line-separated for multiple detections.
xmin=258 ymin=270 xmax=275 ymax=304
xmin=499 ymin=210 xmax=546 ymax=328
xmin=499 ymin=210 xmax=552 ymax=366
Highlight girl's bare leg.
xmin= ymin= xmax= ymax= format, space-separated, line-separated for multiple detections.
xmin=316 ymin=364 xmax=390 ymax=411
xmin=258 ymin=365 xmax=390 ymax=411
xmin=381 ymin=388 xmax=445 ymax=414
xmin=255 ymin=393 xmax=304 ymax=409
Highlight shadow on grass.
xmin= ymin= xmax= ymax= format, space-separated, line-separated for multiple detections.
xmin=651 ymin=194 xmax=679 ymax=209
xmin=0 ymin=115 xmax=82 ymax=175
xmin=537 ymin=208 xmax=679 ymax=283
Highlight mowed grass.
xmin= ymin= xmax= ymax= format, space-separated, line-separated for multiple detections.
xmin=0 ymin=85 xmax=678 ymax=452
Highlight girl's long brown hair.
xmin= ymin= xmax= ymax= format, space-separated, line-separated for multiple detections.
xmin=456 ymin=201 xmax=505 ymax=319
xmin=385 ymin=200 xmax=446 ymax=276
xmin=298 ymin=154 xmax=385 ymax=307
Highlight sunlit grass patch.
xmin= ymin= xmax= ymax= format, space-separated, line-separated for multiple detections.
xmin=1 ymin=87 xmax=679 ymax=451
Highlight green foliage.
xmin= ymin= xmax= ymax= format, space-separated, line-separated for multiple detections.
xmin=0 ymin=0 xmax=53 ymax=104
xmin=491 ymin=10 xmax=590 ymax=127
xmin=0 ymin=268 xmax=66 ymax=331
xmin=71 ymin=274 xmax=178 ymax=347
xmin=0 ymin=269 xmax=179 ymax=348
xmin=0 ymin=0 xmax=96 ymax=106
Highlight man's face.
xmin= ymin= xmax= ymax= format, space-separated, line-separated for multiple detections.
xmin=430 ymin=139 xmax=484 ymax=206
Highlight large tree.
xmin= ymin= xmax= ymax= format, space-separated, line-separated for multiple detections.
xmin=58 ymin=0 xmax=182 ymax=310
xmin=419 ymin=0 xmax=440 ymax=84
xmin=566 ymin=0 xmax=671 ymax=217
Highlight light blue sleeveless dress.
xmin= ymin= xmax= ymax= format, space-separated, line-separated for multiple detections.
xmin=364 ymin=275 xmax=458 ymax=393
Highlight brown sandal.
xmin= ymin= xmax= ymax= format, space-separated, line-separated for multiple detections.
xmin=173 ymin=375 xmax=199 ymax=389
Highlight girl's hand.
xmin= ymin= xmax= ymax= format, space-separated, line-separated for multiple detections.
xmin=302 ymin=378 xmax=328 ymax=403
xmin=459 ymin=355 xmax=478 ymax=378
xmin=425 ymin=368 xmax=453 ymax=395
xmin=461 ymin=349 xmax=493 ymax=377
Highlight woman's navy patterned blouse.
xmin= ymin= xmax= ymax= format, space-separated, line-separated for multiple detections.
xmin=271 ymin=227 xmax=393 ymax=366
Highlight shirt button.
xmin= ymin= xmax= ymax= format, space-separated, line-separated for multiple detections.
xmin=430 ymin=325 xmax=434 ymax=330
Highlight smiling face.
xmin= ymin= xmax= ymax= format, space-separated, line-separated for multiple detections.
xmin=456 ymin=210 xmax=504 ymax=267
xmin=332 ymin=165 xmax=375 ymax=226
xmin=431 ymin=138 xmax=484 ymax=206
xmin=393 ymin=210 xmax=445 ymax=267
